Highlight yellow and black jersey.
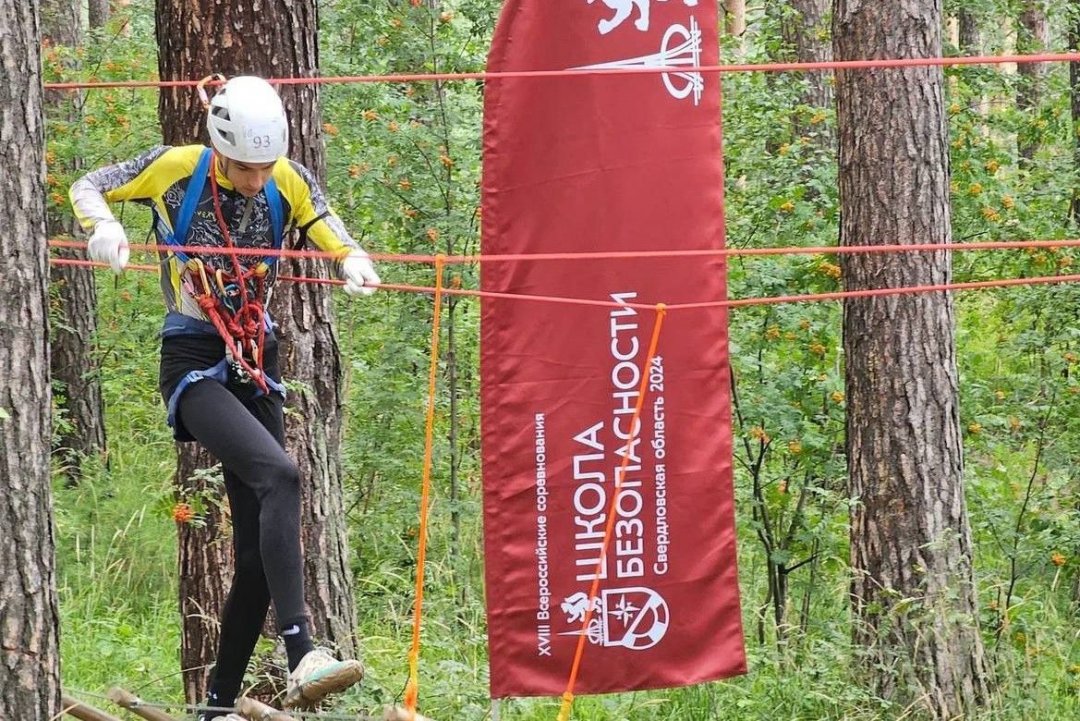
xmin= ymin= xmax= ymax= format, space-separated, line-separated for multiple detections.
xmin=69 ymin=144 xmax=359 ymax=320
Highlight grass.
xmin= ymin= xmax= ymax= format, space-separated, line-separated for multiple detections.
xmin=55 ymin=445 xmax=1080 ymax=720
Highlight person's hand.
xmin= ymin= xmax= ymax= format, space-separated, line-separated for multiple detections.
xmin=87 ymin=220 xmax=130 ymax=274
xmin=342 ymin=250 xmax=380 ymax=296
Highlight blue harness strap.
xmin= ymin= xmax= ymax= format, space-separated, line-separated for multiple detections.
xmin=157 ymin=147 xmax=285 ymax=262
xmin=165 ymin=357 xmax=287 ymax=430
xmin=166 ymin=359 xmax=230 ymax=428
xmin=168 ymin=147 xmax=213 ymax=260
xmin=263 ymin=177 xmax=284 ymax=267
xmin=156 ymin=149 xmax=289 ymax=432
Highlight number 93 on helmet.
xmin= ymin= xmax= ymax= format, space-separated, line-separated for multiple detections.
xmin=206 ymin=76 xmax=289 ymax=164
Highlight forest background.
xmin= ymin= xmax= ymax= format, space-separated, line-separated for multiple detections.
xmin=18 ymin=0 xmax=1080 ymax=719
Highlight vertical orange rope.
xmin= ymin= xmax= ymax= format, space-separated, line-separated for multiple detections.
xmin=404 ymin=255 xmax=445 ymax=720
xmin=556 ymin=304 xmax=668 ymax=721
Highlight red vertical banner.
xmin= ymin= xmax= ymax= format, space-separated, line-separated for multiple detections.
xmin=480 ymin=0 xmax=744 ymax=699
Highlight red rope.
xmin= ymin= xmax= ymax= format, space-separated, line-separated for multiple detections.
xmin=47 ymin=236 xmax=1080 ymax=266
xmin=193 ymin=293 xmax=269 ymax=393
xmin=40 ymin=51 xmax=1080 ymax=90
xmin=48 ymin=258 xmax=1080 ymax=311
xmin=164 ymin=151 xmax=272 ymax=391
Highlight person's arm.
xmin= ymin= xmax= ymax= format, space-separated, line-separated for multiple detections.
xmin=277 ymin=160 xmax=381 ymax=296
xmin=69 ymin=146 xmax=174 ymax=273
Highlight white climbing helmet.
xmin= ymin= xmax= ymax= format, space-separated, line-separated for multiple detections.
xmin=206 ymin=76 xmax=289 ymax=163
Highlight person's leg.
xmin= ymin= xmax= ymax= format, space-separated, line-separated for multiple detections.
xmin=177 ymin=381 xmax=312 ymax=703
xmin=202 ymin=469 xmax=270 ymax=712
xmin=240 ymin=388 xmax=363 ymax=709
xmin=239 ymin=387 xmax=316 ymax=666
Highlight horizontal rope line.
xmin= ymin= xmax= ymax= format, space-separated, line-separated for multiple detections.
xmin=674 ymin=272 xmax=1080 ymax=310
xmin=49 ymin=258 xmax=1080 ymax=311
xmin=47 ymin=237 xmax=1080 ymax=266
xmin=41 ymin=51 xmax=1080 ymax=90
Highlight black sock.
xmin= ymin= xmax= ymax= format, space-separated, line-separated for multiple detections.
xmin=199 ymin=690 xmax=234 ymax=721
xmin=281 ymin=619 xmax=315 ymax=671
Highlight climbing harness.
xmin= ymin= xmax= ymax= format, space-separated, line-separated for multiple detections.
xmin=156 ymin=145 xmax=285 ymax=397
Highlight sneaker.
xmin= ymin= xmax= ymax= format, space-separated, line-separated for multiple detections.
xmin=283 ymin=648 xmax=364 ymax=708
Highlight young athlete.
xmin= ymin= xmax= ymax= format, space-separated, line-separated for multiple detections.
xmin=69 ymin=76 xmax=375 ymax=719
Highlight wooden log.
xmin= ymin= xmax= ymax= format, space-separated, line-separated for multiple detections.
xmin=235 ymin=696 xmax=298 ymax=721
xmin=60 ymin=694 xmax=124 ymax=721
xmin=382 ymin=706 xmax=436 ymax=721
xmin=233 ymin=697 xmax=438 ymax=721
xmin=106 ymin=688 xmax=179 ymax=721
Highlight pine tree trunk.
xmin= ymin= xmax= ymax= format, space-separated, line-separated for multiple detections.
xmin=0 ymin=1 xmax=62 ymax=718
xmin=834 ymin=1 xmax=989 ymax=718
xmin=1017 ymin=2 xmax=1048 ymax=164
xmin=723 ymin=0 xmax=746 ymax=37
xmin=43 ymin=0 xmax=108 ymax=484
xmin=270 ymin=254 xmax=357 ymax=656
xmin=155 ymin=0 xmax=357 ymax=698
xmin=40 ymin=0 xmax=77 ymax=42
xmin=174 ymin=449 xmax=234 ymax=703
xmin=958 ymin=8 xmax=980 ymax=54
xmin=780 ymin=0 xmax=832 ymax=111
xmin=87 ymin=0 xmax=108 ymax=28
xmin=48 ymin=254 xmax=106 ymax=481
xmin=251 ymin=5 xmax=358 ymax=654
xmin=778 ymin=0 xmax=832 ymax=147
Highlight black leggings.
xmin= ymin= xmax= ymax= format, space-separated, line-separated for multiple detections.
xmin=177 ymin=379 xmax=307 ymax=697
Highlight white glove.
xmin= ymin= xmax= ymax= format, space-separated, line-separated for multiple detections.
xmin=342 ymin=250 xmax=380 ymax=296
xmin=87 ymin=219 xmax=129 ymax=274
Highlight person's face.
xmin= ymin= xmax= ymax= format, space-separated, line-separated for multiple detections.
xmin=220 ymin=156 xmax=276 ymax=197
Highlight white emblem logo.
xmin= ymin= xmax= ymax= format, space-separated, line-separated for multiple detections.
xmin=560 ymin=587 xmax=670 ymax=650
xmin=587 ymin=0 xmax=699 ymax=36
xmin=573 ymin=16 xmax=704 ymax=105
xmin=561 ymin=591 xmax=602 ymax=623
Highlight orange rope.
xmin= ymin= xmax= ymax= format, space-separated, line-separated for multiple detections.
xmin=49 ymin=256 xmax=1080 ymax=310
xmin=38 ymin=51 xmax=1080 ymax=91
xmin=556 ymin=304 xmax=667 ymax=721
xmin=403 ymin=255 xmax=445 ymax=720
xmin=48 ymin=235 xmax=1080 ymax=265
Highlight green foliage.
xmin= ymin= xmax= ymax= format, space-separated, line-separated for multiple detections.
xmin=43 ymin=8 xmax=161 ymax=212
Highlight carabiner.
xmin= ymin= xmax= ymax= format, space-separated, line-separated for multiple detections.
xmin=197 ymin=73 xmax=228 ymax=110
xmin=186 ymin=258 xmax=213 ymax=297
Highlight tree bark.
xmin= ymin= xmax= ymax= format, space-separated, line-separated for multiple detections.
xmin=270 ymin=247 xmax=358 ymax=657
xmin=88 ymin=0 xmax=108 ymax=29
xmin=156 ymin=0 xmax=357 ymax=698
xmin=47 ymin=255 xmax=106 ymax=481
xmin=40 ymin=0 xmax=77 ymax=42
xmin=174 ymin=450 xmax=234 ymax=703
xmin=834 ymin=1 xmax=989 ymax=718
xmin=780 ymin=0 xmax=832 ymax=111
xmin=722 ymin=0 xmax=746 ymax=38
xmin=1017 ymin=2 xmax=1048 ymax=164
xmin=154 ymin=3 xmax=235 ymax=695
xmin=777 ymin=0 xmax=832 ymax=148
xmin=42 ymin=0 xmax=108 ymax=484
xmin=0 ymin=1 xmax=62 ymax=719
xmin=958 ymin=8 xmax=980 ymax=55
